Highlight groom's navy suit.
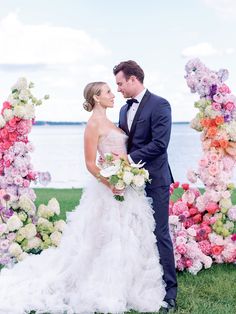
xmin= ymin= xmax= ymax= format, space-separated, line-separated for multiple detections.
xmin=119 ymin=90 xmax=177 ymax=300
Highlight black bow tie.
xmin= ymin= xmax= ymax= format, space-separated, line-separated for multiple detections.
xmin=126 ymin=98 xmax=139 ymax=109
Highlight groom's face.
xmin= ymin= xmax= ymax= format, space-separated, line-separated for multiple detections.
xmin=115 ymin=71 xmax=134 ymax=98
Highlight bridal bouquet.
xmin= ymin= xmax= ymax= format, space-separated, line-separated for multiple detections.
xmin=100 ymin=153 xmax=150 ymax=201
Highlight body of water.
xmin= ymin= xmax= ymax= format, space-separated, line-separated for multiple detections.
xmin=29 ymin=124 xmax=232 ymax=188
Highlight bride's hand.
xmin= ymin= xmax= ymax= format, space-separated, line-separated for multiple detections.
xmin=110 ymin=186 xmax=125 ymax=196
xmin=111 ymin=152 xmax=129 ymax=162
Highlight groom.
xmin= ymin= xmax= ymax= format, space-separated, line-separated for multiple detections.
xmin=113 ymin=60 xmax=177 ymax=312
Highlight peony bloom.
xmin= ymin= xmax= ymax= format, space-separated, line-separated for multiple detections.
xmin=6 ymin=215 xmax=23 ymax=231
xmin=47 ymin=198 xmax=60 ymax=215
xmin=9 ymin=242 xmax=23 ymax=257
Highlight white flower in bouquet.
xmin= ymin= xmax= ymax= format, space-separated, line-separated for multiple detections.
xmin=24 ymin=223 xmax=37 ymax=239
xmin=47 ymin=198 xmax=60 ymax=215
xmin=26 ymin=237 xmax=42 ymax=250
xmin=37 ymin=204 xmax=54 ymax=219
xmin=9 ymin=242 xmax=23 ymax=257
xmin=7 ymin=214 xmax=23 ymax=231
xmin=0 ymin=223 xmax=8 ymax=236
xmin=16 ymin=227 xmax=27 ymax=242
xmin=133 ymin=174 xmax=145 ymax=188
xmin=37 ymin=217 xmax=54 ymax=233
xmin=11 ymin=77 xmax=27 ymax=91
xmin=19 ymin=89 xmax=30 ymax=101
xmin=3 ymin=109 xmax=14 ymax=121
xmin=13 ymin=105 xmax=26 ymax=118
xmin=18 ymin=194 xmax=36 ymax=213
xmin=18 ymin=211 xmax=28 ymax=222
xmin=115 ymin=179 xmax=125 ymax=190
xmin=123 ymin=171 xmax=134 ymax=185
xmin=24 ymin=103 xmax=35 ymax=119
xmin=50 ymin=231 xmax=62 ymax=246
xmin=219 ymin=198 xmax=232 ymax=209
xmin=0 ymin=114 xmax=6 ymax=128
xmin=100 ymin=162 xmax=120 ymax=177
xmin=54 ymin=220 xmax=67 ymax=232
xmin=7 ymin=94 xmax=19 ymax=106
xmin=17 ymin=252 xmax=29 ymax=262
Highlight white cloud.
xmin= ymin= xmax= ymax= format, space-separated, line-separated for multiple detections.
xmin=0 ymin=13 xmax=111 ymax=65
xmin=202 ymin=0 xmax=236 ymax=18
xmin=181 ymin=42 xmax=235 ymax=58
xmin=182 ymin=42 xmax=220 ymax=58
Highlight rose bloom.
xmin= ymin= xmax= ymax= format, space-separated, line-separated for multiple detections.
xmin=224 ymin=101 xmax=235 ymax=111
xmin=211 ymin=245 xmax=224 ymax=256
xmin=176 ymin=244 xmax=187 ymax=255
xmin=205 ymin=202 xmax=219 ymax=214
xmin=208 ymin=163 xmax=220 ymax=176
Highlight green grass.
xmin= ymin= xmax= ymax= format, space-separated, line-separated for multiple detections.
xmin=33 ymin=188 xmax=236 ymax=314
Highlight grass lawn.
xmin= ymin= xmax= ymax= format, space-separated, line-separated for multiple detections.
xmin=34 ymin=188 xmax=236 ymax=314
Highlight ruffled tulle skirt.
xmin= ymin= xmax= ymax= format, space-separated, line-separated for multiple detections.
xmin=0 ymin=178 xmax=166 ymax=314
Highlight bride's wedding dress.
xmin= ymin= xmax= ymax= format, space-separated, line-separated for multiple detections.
xmin=0 ymin=130 xmax=166 ymax=314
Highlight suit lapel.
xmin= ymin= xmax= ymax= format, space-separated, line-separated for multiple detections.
xmin=128 ymin=90 xmax=151 ymax=147
xmin=120 ymin=104 xmax=129 ymax=135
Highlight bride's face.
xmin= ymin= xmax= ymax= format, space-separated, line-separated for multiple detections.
xmin=97 ymin=84 xmax=115 ymax=108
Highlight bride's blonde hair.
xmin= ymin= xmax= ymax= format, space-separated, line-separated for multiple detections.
xmin=83 ymin=82 xmax=106 ymax=112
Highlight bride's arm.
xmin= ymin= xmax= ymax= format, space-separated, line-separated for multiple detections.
xmin=84 ymin=122 xmax=110 ymax=188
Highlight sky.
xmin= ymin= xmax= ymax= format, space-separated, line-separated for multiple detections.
xmin=0 ymin=0 xmax=236 ymax=122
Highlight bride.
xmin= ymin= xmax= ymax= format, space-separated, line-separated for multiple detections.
xmin=0 ymin=82 xmax=166 ymax=314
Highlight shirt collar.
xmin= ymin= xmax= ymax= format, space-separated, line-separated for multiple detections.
xmin=134 ymin=88 xmax=147 ymax=103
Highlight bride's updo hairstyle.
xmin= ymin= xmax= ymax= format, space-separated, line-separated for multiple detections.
xmin=83 ymin=81 xmax=106 ymax=112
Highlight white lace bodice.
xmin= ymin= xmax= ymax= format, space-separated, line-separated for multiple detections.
xmin=98 ymin=129 xmax=128 ymax=157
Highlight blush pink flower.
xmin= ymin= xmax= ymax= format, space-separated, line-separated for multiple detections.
xmin=208 ymin=164 xmax=219 ymax=176
xmin=224 ymin=101 xmax=235 ymax=111
xmin=218 ymin=84 xmax=231 ymax=94
xmin=199 ymin=240 xmax=212 ymax=255
xmin=212 ymin=102 xmax=222 ymax=111
xmin=205 ymin=202 xmax=219 ymax=214
xmin=176 ymin=244 xmax=187 ymax=255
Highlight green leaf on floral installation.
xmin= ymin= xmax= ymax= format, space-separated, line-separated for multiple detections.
xmin=109 ymin=175 xmax=119 ymax=185
xmin=114 ymin=195 xmax=124 ymax=202
xmin=27 ymin=248 xmax=42 ymax=255
xmin=12 ymin=89 xmax=18 ymax=93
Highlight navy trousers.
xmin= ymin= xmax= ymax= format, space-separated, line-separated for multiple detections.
xmin=146 ymin=185 xmax=177 ymax=300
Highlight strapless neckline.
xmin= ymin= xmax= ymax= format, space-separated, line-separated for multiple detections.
xmin=99 ymin=129 xmax=128 ymax=142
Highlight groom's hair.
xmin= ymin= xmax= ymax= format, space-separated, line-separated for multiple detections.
xmin=113 ymin=60 xmax=144 ymax=83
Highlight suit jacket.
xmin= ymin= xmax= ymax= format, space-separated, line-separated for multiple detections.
xmin=119 ymin=90 xmax=174 ymax=187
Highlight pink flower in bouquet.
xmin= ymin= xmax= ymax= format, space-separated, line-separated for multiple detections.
xmin=193 ymin=213 xmax=202 ymax=224
xmin=181 ymin=183 xmax=189 ymax=191
xmin=13 ymin=176 xmax=23 ymax=186
xmin=176 ymin=244 xmax=187 ymax=255
xmin=222 ymin=242 xmax=236 ymax=262
xmin=231 ymin=234 xmax=236 ymax=241
xmin=1 ymin=101 xmax=11 ymax=113
xmin=185 ymin=259 xmax=193 ymax=268
xmin=182 ymin=190 xmax=196 ymax=204
xmin=23 ymin=179 xmax=30 ymax=188
xmin=213 ymin=93 xmax=224 ymax=103
xmin=8 ymin=117 xmax=18 ymax=128
xmin=212 ymin=102 xmax=222 ymax=111
xmin=183 ymin=218 xmax=195 ymax=228
xmin=208 ymin=152 xmax=220 ymax=163
xmin=177 ymin=259 xmax=185 ymax=271
xmin=187 ymin=169 xmax=198 ymax=183
xmin=172 ymin=200 xmax=189 ymax=215
xmin=211 ymin=245 xmax=224 ymax=256
xmin=208 ymin=163 xmax=220 ymax=176
xmin=222 ymin=156 xmax=235 ymax=171
xmin=224 ymin=101 xmax=235 ymax=111
xmin=189 ymin=206 xmax=198 ymax=216
xmin=205 ymin=202 xmax=219 ymax=214
xmin=218 ymin=84 xmax=231 ymax=94
xmin=0 ymin=128 xmax=8 ymax=138
xmin=199 ymin=240 xmax=212 ymax=255
xmin=16 ymin=120 xmax=32 ymax=135
xmin=227 ymin=206 xmax=236 ymax=221
xmin=209 ymin=217 xmax=217 ymax=224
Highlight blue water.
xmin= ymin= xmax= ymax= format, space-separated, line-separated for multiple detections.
xmin=28 ymin=123 xmax=213 ymax=188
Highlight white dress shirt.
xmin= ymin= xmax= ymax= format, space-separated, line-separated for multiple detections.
xmin=127 ymin=88 xmax=147 ymax=131
xmin=127 ymin=88 xmax=147 ymax=164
